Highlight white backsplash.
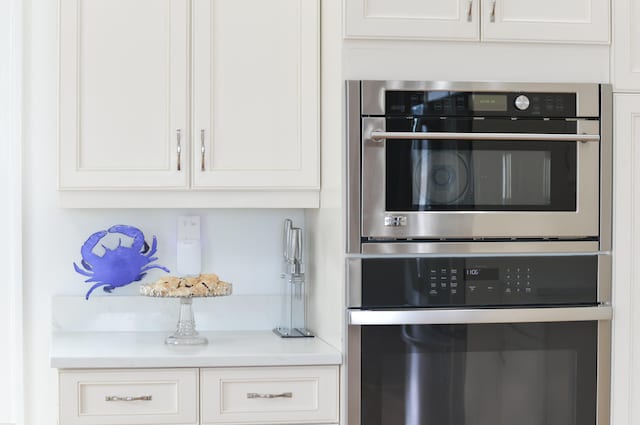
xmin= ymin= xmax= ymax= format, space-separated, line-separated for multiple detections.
xmin=53 ymin=295 xmax=284 ymax=332
xmin=51 ymin=209 xmax=304 ymax=333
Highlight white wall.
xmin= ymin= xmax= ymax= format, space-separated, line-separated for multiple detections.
xmin=0 ymin=0 xmax=21 ymax=423
xmin=23 ymin=1 xmax=303 ymax=424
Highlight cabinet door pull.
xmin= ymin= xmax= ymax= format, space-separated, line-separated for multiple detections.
xmin=200 ymin=129 xmax=206 ymax=171
xmin=176 ymin=129 xmax=182 ymax=171
xmin=467 ymin=0 xmax=473 ymax=22
xmin=490 ymin=0 xmax=496 ymax=22
xmin=105 ymin=395 xmax=153 ymax=402
xmin=247 ymin=392 xmax=293 ymax=399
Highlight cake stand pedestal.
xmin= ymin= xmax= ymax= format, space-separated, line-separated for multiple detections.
xmin=165 ymin=297 xmax=208 ymax=345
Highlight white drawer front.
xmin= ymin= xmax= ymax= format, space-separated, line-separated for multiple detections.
xmin=201 ymin=366 xmax=339 ymax=424
xmin=59 ymin=368 xmax=198 ymax=425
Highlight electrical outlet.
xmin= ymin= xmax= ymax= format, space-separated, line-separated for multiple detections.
xmin=177 ymin=216 xmax=201 ymax=276
xmin=177 ymin=216 xmax=200 ymax=241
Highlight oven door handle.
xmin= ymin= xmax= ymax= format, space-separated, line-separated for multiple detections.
xmin=348 ymin=306 xmax=612 ymax=325
xmin=368 ymin=131 xmax=600 ymax=142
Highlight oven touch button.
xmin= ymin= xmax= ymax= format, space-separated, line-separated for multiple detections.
xmin=515 ymin=95 xmax=530 ymax=111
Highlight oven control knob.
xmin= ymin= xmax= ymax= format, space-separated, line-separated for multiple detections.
xmin=514 ymin=95 xmax=530 ymax=111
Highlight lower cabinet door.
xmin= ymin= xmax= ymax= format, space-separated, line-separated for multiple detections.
xmin=58 ymin=368 xmax=198 ymax=425
xmin=200 ymin=366 xmax=339 ymax=425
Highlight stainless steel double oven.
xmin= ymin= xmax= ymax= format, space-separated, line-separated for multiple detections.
xmin=346 ymin=81 xmax=613 ymax=425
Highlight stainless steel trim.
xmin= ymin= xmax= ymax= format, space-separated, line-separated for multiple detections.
xmin=346 ymin=81 xmax=362 ymax=254
xmin=200 ymin=129 xmax=206 ymax=171
xmin=597 ymin=319 xmax=612 ymax=425
xmin=347 ymin=325 xmax=362 ymax=425
xmin=598 ymin=254 xmax=612 ymax=305
xmin=490 ymin=0 xmax=496 ymax=22
xmin=176 ymin=129 xmax=182 ymax=171
xmin=247 ymin=392 xmax=292 ymax=399
xmin=368 ymin=131 xmax=600 ymax=142
xmin=361 ymin=241 xmax=601 ymax=255
xmin=467 ymin=0 xmax=473 ymax=21
xmin=347 ymin=258 xmax=362 ymax=308
xmin=105 ymin=395 xmax=152 ymax=402
xmin=599 ymin=85 xmax=613 ymax=252
xmin=360 ymin=81 xmax=601 ymax=117
xmin=348 ymin=306 xmax=612 ymax=325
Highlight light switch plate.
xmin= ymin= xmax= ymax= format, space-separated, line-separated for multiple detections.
xmin=178 ymin=216 xmax=200 ymax=241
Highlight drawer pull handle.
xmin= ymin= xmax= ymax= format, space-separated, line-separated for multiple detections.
xmin=105 ymin=395 xmax=153 ymax=402
xmin=247 ymin=392 xmax=293 ymax=399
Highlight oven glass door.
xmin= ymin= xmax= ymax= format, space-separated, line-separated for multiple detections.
xmin=385 ymin=118 xmax=577 ymax=212
xmin=358 ymin=321 xmax=598 ymax=425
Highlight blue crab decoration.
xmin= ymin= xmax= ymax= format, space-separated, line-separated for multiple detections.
xmin=74 ymin=225 xmax=170 ymax=300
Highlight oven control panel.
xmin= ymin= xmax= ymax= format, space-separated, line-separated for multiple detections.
xmin=385 ymin=91 xmax=578 ymax=117
xmin=359 ymin=256 xmax=599 ymax=308
xmin=424 ymin=264 xmax=534 ymax=298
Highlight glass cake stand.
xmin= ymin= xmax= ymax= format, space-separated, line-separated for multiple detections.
xmin=140 ymin=285 xmax=231 ymax=345
xmin=164 ymin=296 xmax=209 ymax=345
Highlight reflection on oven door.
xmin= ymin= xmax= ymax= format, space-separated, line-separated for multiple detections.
xmin=411 ymin=143 xmax=471 ymax=207
xmin=401 ymin=325 xmax=577 ymax=425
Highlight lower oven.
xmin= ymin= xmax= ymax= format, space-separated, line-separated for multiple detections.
xmin=346 ymin=255 xmax=612 ymax=425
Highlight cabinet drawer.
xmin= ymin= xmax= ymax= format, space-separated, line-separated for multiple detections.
xmin=200 ymin=366 xmax=339 ymax=424
xmin=59 ymin=368 xmax=198 ymax=425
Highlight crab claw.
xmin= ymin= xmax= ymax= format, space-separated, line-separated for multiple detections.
xmin=73 ymin=262 xmax=93 ymax=277
xmin=108 ymin=225 xmax=146 ymax=252
xmin=80 ymin=230 xmax=108 ymax=266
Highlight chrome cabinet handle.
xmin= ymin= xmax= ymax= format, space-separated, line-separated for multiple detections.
xmin=368 ymin=131 xmax=600 ymax=142
xmin=467 ymin=0 xmax=473 ymax=22
xmin=176 ymin=129 xmax=182 ymax=171
xmin=105 ymin=395 xmax=152 ymax=402
xmin=490 ymin=0 xmax=496 ymax=22
xmin=247 ymin=392 xmax=293 ymax=399
xmin=200 ymin=129 xmax=206 ymax=171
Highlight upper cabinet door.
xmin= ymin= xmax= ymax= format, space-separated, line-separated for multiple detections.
xmin=481 ymin=0 xmax=610 ymax=43
xmin=344 ymin=0 xmax=480 ymax=41
xmin=59 ymin=0 xmax=189 ymax=189
xmin=192 ymin=0 xmax=320 ymax=190
xmin=613 ymin=0 xmax=640 ymax=91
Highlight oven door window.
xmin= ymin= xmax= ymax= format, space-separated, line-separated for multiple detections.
xmin=361 ymin=322 xmax=596 ymax=425
xmin=385 ymin=118 xmax=577 ymax=212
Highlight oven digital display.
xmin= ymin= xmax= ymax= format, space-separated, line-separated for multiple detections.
xmin=465 ymin=267 xmax=499 ymax=281
xmin=471 ymin=94 xmax=507 ymax=112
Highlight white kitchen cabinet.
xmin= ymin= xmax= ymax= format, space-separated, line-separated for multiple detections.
xmin=192 ymin=0 xmax=319 ymax=190
xmin=200 ymin=366 xmax=339 ymax=425
xmin=58 ymin=368 xmax=199 ymax=425
xmin=59 ymin=0 xmax=320 ymax=207
xmin=344 ymin=0 xmax=479 ymax=41
xmin=612 ymin=0 xmax=640 ymax=91
xmin=344 ymin=0 xmax=610 ymax=44
xmin=59 ymin=0 xmax=189 ymax=189
xmin=611 ymin=94 xmax=640 ymax=425
xmin=58 ymin=366 xmax=339 ymax=425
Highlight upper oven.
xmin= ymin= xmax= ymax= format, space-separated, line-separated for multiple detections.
xmin=346 ymin=81 xmax=613 ymax=254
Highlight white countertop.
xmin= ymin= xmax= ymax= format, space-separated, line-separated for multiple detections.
xmin=51 ymin=331 xmax=342 ymax=369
